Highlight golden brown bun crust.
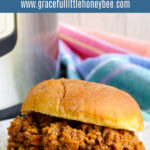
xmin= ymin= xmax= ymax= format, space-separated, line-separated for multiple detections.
xmin=21 ymin=78 xmax=144 ymax=132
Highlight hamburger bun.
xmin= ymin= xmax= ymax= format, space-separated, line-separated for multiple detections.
xmin=21 ymin=78 xmax=144 ymax=132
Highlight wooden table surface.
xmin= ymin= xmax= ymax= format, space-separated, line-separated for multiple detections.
xmin=58 ymin=13 xmax=150 ymax=41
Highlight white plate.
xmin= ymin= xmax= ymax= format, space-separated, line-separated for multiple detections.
xmin=0 ymin=119 xmax=149 ymax=150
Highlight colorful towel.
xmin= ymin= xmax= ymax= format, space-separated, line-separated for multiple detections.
xmin=58 ymin=24 xmax=150 ymax=121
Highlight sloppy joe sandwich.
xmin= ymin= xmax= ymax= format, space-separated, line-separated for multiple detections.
xmin=7 ymin=78 xmax=145 ymax=150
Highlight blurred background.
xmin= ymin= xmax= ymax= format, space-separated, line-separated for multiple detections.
xmin=0 ymin=13 xmax=150 ymax=121
xmin=59 ymin=13 xmax=150 ymax=40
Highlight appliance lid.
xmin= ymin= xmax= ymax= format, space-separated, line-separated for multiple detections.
xmin=0 ymin=13 xmax=17 ymax=57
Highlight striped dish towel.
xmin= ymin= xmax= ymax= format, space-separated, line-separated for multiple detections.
xmin=59 ymin=24 xmax=129 ymax=59
xmin=58 ymin=24 xmax=150 ymax=121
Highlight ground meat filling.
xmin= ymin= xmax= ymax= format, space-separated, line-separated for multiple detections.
xmin=7 ymin=113 xmax=145 ymax=150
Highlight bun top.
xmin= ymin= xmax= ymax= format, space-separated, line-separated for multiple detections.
xmin=21 ymin=78 xmax=144 ymax=132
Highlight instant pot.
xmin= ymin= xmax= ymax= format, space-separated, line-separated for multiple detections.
xmin=0 ymin=13 xmax=58 ymax=116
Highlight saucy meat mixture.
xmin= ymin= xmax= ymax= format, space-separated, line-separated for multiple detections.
xmin=7 ymin=113 xmax=145 ymax=150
